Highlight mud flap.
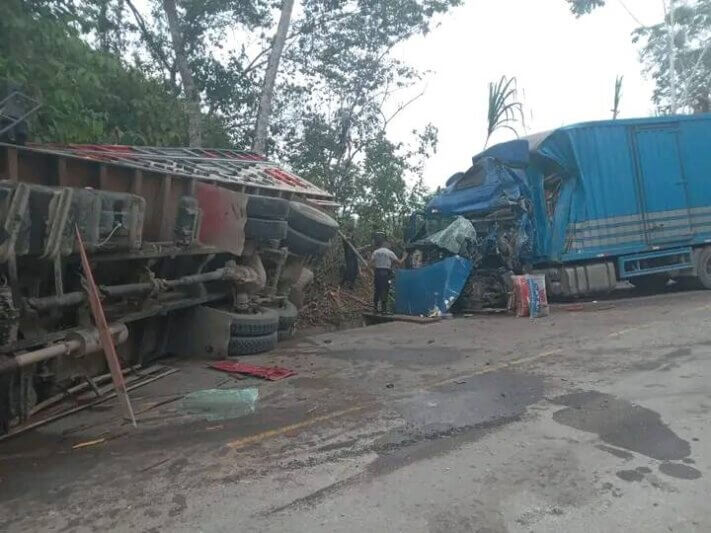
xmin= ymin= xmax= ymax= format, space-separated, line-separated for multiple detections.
xmin=168 ymin=305 xmax=234 ymax=360
xmin=195 ymin=183 xmax=247 ymax=256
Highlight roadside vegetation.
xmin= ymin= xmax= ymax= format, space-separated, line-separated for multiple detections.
xmin=2 ymin=0 xmax=708 ymax=248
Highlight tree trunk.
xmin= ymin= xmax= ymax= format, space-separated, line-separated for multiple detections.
xmin=663 ymin=0 xmax=678 ymax=114
xmin=162 ymin=0 xmax=202 ymax=147
xmin=252 ymin=0 xmax=296 ymax=154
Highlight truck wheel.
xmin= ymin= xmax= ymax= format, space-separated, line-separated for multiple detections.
xmin=229 ymin=307 xmax=279 ymax=337
xmin=247 ymin=195 xmax=289 ymax=220
xmin=276 ymin=300 xmax=298 ymax=330
xmin=266 ymin=299 xmax=298 ymax=330
xmin=629 ymin=275 xmax=669 ymax=291
xmin=286 ymin=227 xmax=329 ymax=257
xmin=288 ymin=201 xmax=339 ymax=242
xmin=696 ymin=247 xmax=711 ymax=289
xmin=245 ymin=218 xmax=288 ymax=242
xmin=228 ymin=331 xmax=278 ymax=356
xmin=278 ymin=327 xmax=295 ymax=342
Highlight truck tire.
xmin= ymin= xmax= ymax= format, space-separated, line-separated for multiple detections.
xmin=629 ymin=275 xmax=669 ymax=292
xmin=229 ymin=307 xmax=279 ymax=337
xmin=278 ymin=328 xmax=295 ymax=342
xmin=245 ymin=218 xmax=288 ymax=242
xmin=275 ymin=300 xmax=298 ymax=330
xmin=286 ymin=227 xmax=329 ymax=257
xmin=247 ymin=195 xmax=289 ymax=220
xmin=288 ymin=201 xmax=338 ymax=242
xmin=696 ymin=247 xmax=711 ymax=289
xmin=228 ymin=331 xmax=278 ymax=356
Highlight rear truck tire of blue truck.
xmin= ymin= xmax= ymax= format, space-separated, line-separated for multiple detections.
xmin=696 ymin=247 xmax=711 ymax=289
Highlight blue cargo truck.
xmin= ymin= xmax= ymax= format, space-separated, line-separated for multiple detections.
xmin=422 ymin=114 xmax=711 ymax=301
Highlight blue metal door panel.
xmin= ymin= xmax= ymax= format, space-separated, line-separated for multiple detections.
xmin=634 ymin=127 xmax=691 ymax=244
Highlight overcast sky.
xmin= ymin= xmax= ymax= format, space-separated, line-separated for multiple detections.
xmin=387 ymin=0 xmax=666 ymax=189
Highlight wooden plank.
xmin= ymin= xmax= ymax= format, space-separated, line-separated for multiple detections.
xmin=0 ymin=367 xmax=177 ymax=442
xmin=75 ymin=226 xmax=137 ymax=427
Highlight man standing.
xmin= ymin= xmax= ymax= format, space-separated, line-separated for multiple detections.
xmin=341 ymin=232 xmax=360 ymax=290
xmin=369 ymin=238 xmax=406 ymax=313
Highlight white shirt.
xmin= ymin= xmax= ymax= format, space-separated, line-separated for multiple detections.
xmin=372 ymin=247 xmax=399 ymax=269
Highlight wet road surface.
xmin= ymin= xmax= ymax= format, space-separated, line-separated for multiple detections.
xmin=0 ymin=288 xmax=710 ymax=532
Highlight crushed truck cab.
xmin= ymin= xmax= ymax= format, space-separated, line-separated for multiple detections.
xmin=421 ymin=114 xmax=711 ymax=305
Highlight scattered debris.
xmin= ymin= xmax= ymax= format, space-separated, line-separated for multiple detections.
xmin=180 ymin=388 xmax=258 ymax=421
xmin=138 ymin=457 xmax=171 ymax=473
xmin=0 ymin=366 xmax=177 ymax=442
xmin=72 ymin=438 xmax=106 ymax=450
xmin=210 ymin=361 xmax=297 ymax=381
xmin=563 ymin=303 xmax=616 ymax=312
xmin=362 ymin=313 xmax=442 ymax=326
xmin=134 ymin=395 xmax=185 ymax=416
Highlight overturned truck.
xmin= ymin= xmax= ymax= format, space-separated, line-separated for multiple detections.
xmin=0 ymin=143 xmax=338 ymax=433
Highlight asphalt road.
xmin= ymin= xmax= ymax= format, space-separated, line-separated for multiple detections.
xmin=1 ymin=287 xmax=710 ymax=532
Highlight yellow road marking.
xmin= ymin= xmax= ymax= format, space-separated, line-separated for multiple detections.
xmin=225 ymin=348 xmax=562 ymax=451
xmin=427 ymin=349 xmax=562 ymax=389
xmin=226 ymin=406 xmax=366 ymax=450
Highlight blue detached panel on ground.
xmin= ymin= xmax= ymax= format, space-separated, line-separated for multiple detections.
xmin=394 ymin=256 xmax=473 ymax=316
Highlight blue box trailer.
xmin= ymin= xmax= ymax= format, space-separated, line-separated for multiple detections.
xmin=425 ymin=114 xmax=711 ymax=297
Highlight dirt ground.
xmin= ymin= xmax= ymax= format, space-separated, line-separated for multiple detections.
xmin=1 ymin=286 xmax=710 ymax=532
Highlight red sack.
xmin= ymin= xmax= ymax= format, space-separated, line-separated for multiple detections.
xmin=512 ymin=275 xmax=530 ymax=317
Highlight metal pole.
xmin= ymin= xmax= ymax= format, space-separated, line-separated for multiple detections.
xmin=0 ymin=323 xmax=128 ymax=375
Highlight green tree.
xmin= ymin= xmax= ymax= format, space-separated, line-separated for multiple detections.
xmin=634 ymin=1 xmax=711 ymax=113
xmin=566 ymin=0 xmax=605 ymax=16
xmin=0 ymin=0 xmax=230 ymax=145
xmin=2 ymin=0 xmax=464 ymax=246
xmin=569 ymin=0 xmax=711 ymax=114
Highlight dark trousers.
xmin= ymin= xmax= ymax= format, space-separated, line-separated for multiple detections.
xmin=373 ymin=268 xmax=391 ymax=312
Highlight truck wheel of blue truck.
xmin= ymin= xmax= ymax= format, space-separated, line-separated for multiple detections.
xmin=696 ymin=247 xmax=711 ymax=289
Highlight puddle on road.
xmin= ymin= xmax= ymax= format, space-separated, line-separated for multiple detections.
xmin=659 ymin=462 xmax=702 ymax=480
xmin=552 ymin=391 xmax=702 ymax=481
xmin=371 ymin=372 xmax=544 ymax=475
xmin=387 ymin=372 xmax=544 ymax=442
xmin=616 ymin=466 xmax=652 ymax=482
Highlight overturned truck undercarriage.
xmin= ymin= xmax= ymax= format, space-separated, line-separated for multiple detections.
xmin=0 ymin=143 xmax=338 ymax=433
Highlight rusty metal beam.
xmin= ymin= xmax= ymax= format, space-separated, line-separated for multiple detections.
xmin=75 ymin=225 xmax=137 ymax=427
